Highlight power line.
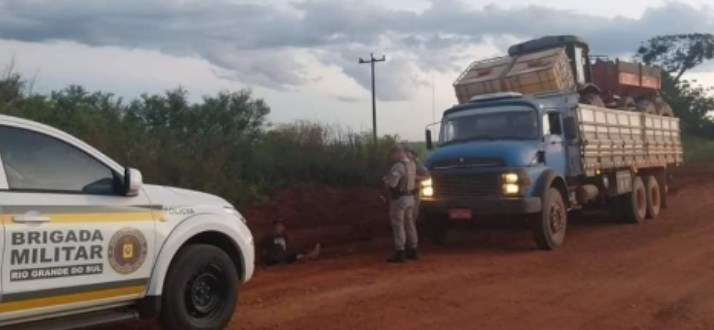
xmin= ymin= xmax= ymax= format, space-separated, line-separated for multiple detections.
xmin=359 ymin=53 xmax=386 ymax=144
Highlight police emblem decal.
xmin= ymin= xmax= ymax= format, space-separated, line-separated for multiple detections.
xmin=108 ymin=228 xmax=148 ymax=275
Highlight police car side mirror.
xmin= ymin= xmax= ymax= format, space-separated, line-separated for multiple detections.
xmin=123 ymin=167 xmax=143 ymax=197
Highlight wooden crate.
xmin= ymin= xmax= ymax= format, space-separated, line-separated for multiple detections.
xmin=453 ymin=56 xmax=513 ymax=103
xmin=503 ymin=47 xmax=576 ymax=95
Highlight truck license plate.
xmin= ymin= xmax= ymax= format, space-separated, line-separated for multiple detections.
xmin=449 ymin=209 xmax=472 ymax=220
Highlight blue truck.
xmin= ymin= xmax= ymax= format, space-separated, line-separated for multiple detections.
xmin=420 ymin=90 xmax=683 ymax=250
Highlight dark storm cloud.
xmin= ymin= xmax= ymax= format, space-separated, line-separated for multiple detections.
xmin=0 ymin=0 xmax=711 ymax=101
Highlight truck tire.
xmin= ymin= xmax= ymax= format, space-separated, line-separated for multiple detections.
xmin=650 ymin=96 xmax=673 ymax=117
xmin=635 ymin=100 xmax=657 ymax=115
xmin=657 ymin=102 xmax=675 ymax=117
xmin=621 ymin=176 xmax=647 ymax=224
xmin=617 ymin=96 xmax=636 ymax=110
xmin=159 ymin=244 xmax=239 ymax=330
xmin=533 ymin=187 xmax=567 ymax=250
xmin=426 ymin=214 xmax=448 ymax=245
xmin=580 ymin=93 xmax=605 ymax=107
xmin=645 ymin=176 xmax=661 ymax=219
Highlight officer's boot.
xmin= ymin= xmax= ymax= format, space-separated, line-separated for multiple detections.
xmin=387 ymin=250 xmax=406 ymax=263
xmin=405 ymin=248 xmax=418 ymax=260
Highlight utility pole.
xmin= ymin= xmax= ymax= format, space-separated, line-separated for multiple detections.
xmin=359 ymin=53 xmax=386 ymax=144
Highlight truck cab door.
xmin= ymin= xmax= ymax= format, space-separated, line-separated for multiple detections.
xmin=542 ymin=112 xmax=568 ymax=175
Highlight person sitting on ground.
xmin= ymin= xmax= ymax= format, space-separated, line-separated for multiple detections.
xmin=263 ymin=220 xmax=321 ymax=266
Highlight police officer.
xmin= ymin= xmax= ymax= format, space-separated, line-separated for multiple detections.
xmin=403 ymin=144 xmax=430 ymax=222
xmin=383 ymin=144 xmax=418 ymax=263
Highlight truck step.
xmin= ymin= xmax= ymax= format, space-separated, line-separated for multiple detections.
xmin=3 ymin=308 xmax=139 ymax=330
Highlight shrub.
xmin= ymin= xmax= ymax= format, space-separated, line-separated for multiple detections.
xmin=0 ymin=73 xmax=398 ymax=207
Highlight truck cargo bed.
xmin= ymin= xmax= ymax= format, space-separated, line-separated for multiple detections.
xmin=578 ymin=104 xmax=682 ymax=175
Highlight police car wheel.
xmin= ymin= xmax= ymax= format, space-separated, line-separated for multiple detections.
xmin=159 ymin=244 xmax=238 ymax=330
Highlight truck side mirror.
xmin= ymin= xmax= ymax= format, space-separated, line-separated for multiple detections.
xmin=564 ymin=117 xmax=578 ymax=140
xmin=426 ymin=130 xmax=433 ymax=150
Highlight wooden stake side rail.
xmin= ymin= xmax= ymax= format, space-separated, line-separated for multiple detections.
xmin=578 ymin=104 xmax=683 ymax=176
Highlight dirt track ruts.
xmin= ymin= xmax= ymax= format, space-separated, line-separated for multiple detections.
xmin=227 ymin=180 xmax=714 ymax=330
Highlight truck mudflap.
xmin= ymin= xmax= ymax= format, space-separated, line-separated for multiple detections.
xmin=421 ymin=197 xmax=542 ymax=216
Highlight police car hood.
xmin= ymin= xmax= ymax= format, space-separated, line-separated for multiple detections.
xmin=143 ymin=184 xmax=232 ymax=208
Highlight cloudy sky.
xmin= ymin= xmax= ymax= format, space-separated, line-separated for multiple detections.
xmin=1 ymin=0 xmax=713 ymax=140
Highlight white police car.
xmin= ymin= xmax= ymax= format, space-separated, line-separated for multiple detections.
xmin=0 ymin=115 xmax=255 ymax=330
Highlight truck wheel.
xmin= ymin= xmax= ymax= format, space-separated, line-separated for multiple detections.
xmin=652 ymin=96 xmax=675 ymax=117
xmin=580 ymin=93 xmax=605 ymax=107
xmin=622 ymin=176 xmax=647 ymax=224
xmin=635 ymin=100 xmax=657 ymax=114
xmin=617 ymin=96 xmax=636 ymax=110
xmin=159 ymin=244 xmax=238 ymax=330
xmin=426 ymin=214 xmax=448 ymax=245
xmin=533 ymin=188 xmax=567 ymax=250
xmin=645 ymin=176 xmax=661 ymax=219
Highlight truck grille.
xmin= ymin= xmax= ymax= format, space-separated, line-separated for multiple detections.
xmin=429 ymin=156 xmax=504 ymax=170
xmin=431 ymin=172 xmax=500 ymax=198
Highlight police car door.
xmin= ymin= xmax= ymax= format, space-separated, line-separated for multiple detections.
xmin=0 ymin=125 xmax=156 ymax=321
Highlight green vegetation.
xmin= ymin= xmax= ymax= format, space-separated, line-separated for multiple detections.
xmin=683 ymin=136 xmax=714 ymax=163
xmin=0 ymin=73 xmax=398 ymax=206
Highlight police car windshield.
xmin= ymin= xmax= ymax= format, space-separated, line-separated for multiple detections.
xmin=440 ymin=105 xmax=538 ymax=145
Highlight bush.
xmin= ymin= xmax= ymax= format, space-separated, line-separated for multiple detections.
xmin=0 ymin=73 xmax=398 ymax=207
xmin=683 ymin=135 xmax=714 ymax=163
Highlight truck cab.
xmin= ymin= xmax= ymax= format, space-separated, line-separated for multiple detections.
xmin=422 ymin=91 xmax=581 ymax=249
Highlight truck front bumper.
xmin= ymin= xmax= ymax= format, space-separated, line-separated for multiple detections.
xmin=421 ymin=197 xmax=542 ymax=215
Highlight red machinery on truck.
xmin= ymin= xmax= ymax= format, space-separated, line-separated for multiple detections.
xmin=454 ymin=35 xmax=674 ymax=117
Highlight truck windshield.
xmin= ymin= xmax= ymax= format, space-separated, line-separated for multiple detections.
xmin=440 ymin=105 xmax=538 ymax=145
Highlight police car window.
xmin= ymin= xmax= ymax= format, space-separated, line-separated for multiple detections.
xmin=0 ymin=126 xmax=117 ymax=194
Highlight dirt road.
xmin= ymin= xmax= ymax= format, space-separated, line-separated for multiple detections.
xmin=108 ymin=168 xmax=714 ymax=330
xmin=229 ymin=181 xmax=714 ymax=330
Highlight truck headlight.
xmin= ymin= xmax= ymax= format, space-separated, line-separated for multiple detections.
xmin=503 ymin=183 xmax=519 ymax=195
xmin=421 ymin=178 xmax=434 ymax=197
xmin=501 ymin=173 xmax=519 ymax=184
xmin=422 ymin=186 xmax=434 ymax=197
xmin=421 ymin=178 xmax=433 ymax=197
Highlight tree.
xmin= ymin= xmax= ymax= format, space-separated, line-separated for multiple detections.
xmin=636 ymin=34 xmax=714 ymax=138
xmin=637 ymin=33 xmax=714 ymax=83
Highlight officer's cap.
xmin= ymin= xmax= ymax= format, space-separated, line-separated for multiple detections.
xmin=389 ymin=144 xmax=405 ymax=153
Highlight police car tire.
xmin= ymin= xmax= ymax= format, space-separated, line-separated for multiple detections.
xmin=159 ymin=244 xmax=238 ymax=330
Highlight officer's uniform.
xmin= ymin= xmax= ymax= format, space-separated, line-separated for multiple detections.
xmin=385 ymin=149 xmax=418 ymax=263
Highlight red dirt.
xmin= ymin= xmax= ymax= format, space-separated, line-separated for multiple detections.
xmin=105 ymin=164 xmax=714 ymax=330
xmin=244 ymin=184 xmax=391 ymax=260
